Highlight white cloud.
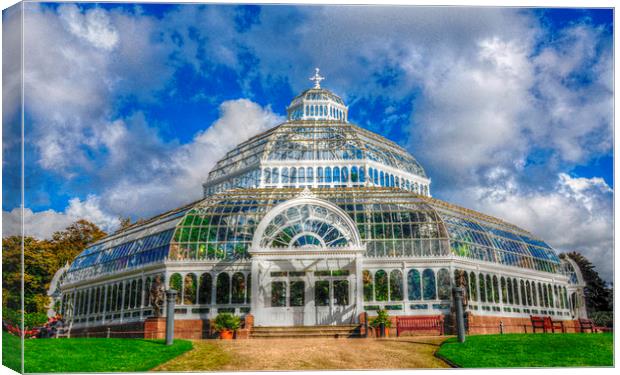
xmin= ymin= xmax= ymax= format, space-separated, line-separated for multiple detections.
xmin=2 ymin=195 xmax=119 ymax=239
xmin=450 ymin=173 xmax=613 ymax=282
xmin=58 ymin=4 xmax=119 ymax=50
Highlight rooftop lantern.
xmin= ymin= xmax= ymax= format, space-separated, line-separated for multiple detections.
xmin=286 ymin=68 xmax=349 ymax=122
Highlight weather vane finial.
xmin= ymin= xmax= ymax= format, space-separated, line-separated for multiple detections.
xmin=309 ymin=68 xmax=325 ymax=89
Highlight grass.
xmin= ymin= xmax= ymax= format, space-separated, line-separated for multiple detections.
xmin=154 ymin=336 xmax=449 ymax=371
xmin=437 ymin=333 xmax=614 ymax=368
xmin=2 ymin=331 xmax=193 ymax=373
xmin=2 ymin=330 xmax=22 ymax=373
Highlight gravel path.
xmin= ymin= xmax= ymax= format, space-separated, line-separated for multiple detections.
xmin=154 ymin=336 xmax=450 ymax=371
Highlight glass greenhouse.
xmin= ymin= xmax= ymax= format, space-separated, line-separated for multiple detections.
xmin=55 ymin=72 xmax=586 ymax=331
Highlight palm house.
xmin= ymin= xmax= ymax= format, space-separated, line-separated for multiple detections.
xmin=55 ymin=70 xmax=587 ymax=334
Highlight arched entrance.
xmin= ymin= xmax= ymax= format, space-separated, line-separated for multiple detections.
xmin=250 ymin=191 xmax=365 ymax=326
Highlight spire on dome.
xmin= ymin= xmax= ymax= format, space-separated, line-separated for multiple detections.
xmin=309 ymin=68 xmax=325 ymax=89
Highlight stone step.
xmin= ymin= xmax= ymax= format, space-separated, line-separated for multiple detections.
xmin=251 ymin=324 xmax=363 ymax=339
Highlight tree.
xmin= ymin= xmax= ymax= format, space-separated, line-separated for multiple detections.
xmin=2 ymin=220 xmax=106 ymax=315
xmin=561 ymin=252 xmax=613 ymax=313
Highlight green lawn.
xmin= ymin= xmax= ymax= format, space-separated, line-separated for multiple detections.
xmin=2 ymin=330 xmax=22 ymax=373
xmin=2 ymin=331 xmax=193 ymax=373
xmin=437 ymin=333 xmax=614 ymax=368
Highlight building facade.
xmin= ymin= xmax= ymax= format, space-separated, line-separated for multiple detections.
xmin=53 ymin=71 xmax=587 ymax=335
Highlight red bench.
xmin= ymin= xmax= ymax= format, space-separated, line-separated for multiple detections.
xmin=396 ymin=315 xmax=444 ymax=336
xmin=578 ymin=318 xmax=594 ymax=333
xmin=531 ymin=315 xmax=565 ymax=333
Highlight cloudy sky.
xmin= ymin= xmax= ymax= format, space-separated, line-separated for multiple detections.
xmin=2 ymin=3 xmax=613 ymax=281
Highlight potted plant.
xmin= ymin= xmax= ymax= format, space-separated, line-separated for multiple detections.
xmin=369 ymin=309 xmax=392 ymax=338
xmin=213 ymin=312 xmax=241 ymax=340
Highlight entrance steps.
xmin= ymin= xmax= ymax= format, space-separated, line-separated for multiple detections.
xmin=251 ymin=324 xmax=364 ymax=339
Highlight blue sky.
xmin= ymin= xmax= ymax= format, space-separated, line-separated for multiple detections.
xmin=2 ymin=3 xmax=613 ymax=280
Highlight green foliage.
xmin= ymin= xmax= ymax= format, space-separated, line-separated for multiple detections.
xmin=369 ymin=309 xmax=392 ymax=328
xmin=12 ymin=332 xmax=193 ymax=372
xmin=590 ymin=311 xmax=613 ymax=328
xmin=213 ymin=312 xmax=241 ymax=331
xmin=2 ymin=220 xmax=106 ymax=315
xmin=3 ymin=308 xmax=48 ymax=329
xmin=562 ymin=252 xmax=613 ymax=314
xmin=437 ymin=333 xmax=613 ymax=367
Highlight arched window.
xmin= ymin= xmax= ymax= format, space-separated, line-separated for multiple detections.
xmin=170 ymin=273 xmax=182 ymax=304
xmin=437 ymin=268 xmax=451 ymax=300
xmin=117 ymin=283 xmax=124 ymax=311
xmin=231 ymin=272 xmax=246 ymax=304
xmin=341 ymin=167 xmax=349 ymax=183
xmin=199 ymin=273 xmax=212 ymax=305
xmin=492 ymin=276 xmax=500 ymax=303
xmin=468 ymin=272 xmax=477 ymax=301
xmin=359 ymin=167 xmax=365 ymax=182
xmin=264 ymin=168 xmax=271 ymax=184
xmin=124 ymin=282 xmax=131 ymax=309
xmin=501 ymin=277 xmax=507 ymax=303
xmin=363 ymin=270 xmax=373 ymax=302
xmin=486 ymin=274 xmax=493 ymax=303
xmin=374 ymin=270 xmax=388 ymax=301
xmin=282 ymin=167 xmax=289 ymax=183
xmin=298 ymin=167 xmax=305 ymax=183
xmin=543 ymin=284 xmax=549 ymax=307
xmin=553 ymin=285 xmax=559 ymax=308
xmin=479 ymin=273 xmax=486 ymax=303
xmin=106 ymin=285 xmax=113 ymax=312
xmin=325 ymin=167 xmax=332 ymax=183
xmin=351 ymin=166 xmax=359 ymax=182
xmin=507 ymin=278 xmax=513 ymax=304
xmin=422 ymin=269 xmax=436 ymax=300
xmin=246 ymin=274 xmax=252 ymax=303
xmin=380 ymin=171 xmax=385 ymax=186
xmin=519 ymin=280 xmax=526 ymax=306
xmin=512 ymin=278 xmax=519 ymax=305
xmin=395 ymin=176 xmax=400 ymax=187
xmin=129 ymin=281 xmax=136 ymax=308
xmin=373 ymin=169 xmax=379 ymax=185
xmin=390 ymin=174 xmax=395 ymax=187
xmin=526 ymin=281 xmax=532 ymax=306
xmin=144 ymin=277 xmax=151 ymax=308
xmin=317 ymin=167 xmax=324 ymax=183
xmin=333 ymin=167 xmax=340 ymax=183
xmin=216 ymin=273 xmax=231 ymax=304
xmin=368 ymin=168 xmax=373 ymax=183
xmin=408 ymin=269 xmax=421 ymax=300
xmin=306 ymin=167 xmax=313 ymax=183
xmin=184 ymin=274 xmax=197 ymax=305
xmin=136 ymin=279 xmax=143 ymax=308
xmin=531 ymin=282 xmax=537 ymax=306
xmin=94 ymin=287 xmax=101 ymax=313
xmin=547 ymin=284 xmax=554 ymax=308
xmin=537 ymin=282 xmax=544 ymax=308
xmin=563 ymin=287 xmax=569 ymax=310
xmin=272 ymin=168 xmax=279 ymax=183
xmin=290 ymin=167 xmax=297 ymax=184
xmin=389 ymin=270 xmax=403 ymax=301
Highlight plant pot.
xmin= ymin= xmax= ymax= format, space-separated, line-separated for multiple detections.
xmin=219 ymin=329 xmax=234 ymax=340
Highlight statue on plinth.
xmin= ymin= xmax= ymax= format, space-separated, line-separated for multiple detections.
xmin=150 ymin=275 xmax=165 ymax=317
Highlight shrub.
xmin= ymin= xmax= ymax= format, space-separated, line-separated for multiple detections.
xmin=2 ymin=308 xmax=48 ymax=329
xmin=369 ymin=309 xmax=392 ymax=328
xmin=590 ymin=311 xmax=613 ymax=328
xmin=213 ymin=312 xmax=241 ymax=332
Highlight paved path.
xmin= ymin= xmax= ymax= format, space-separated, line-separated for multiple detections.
xmin=154 ymin=336 xmax=450 ymax=371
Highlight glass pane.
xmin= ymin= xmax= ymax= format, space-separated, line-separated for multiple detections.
xmin=290 ymin=281 xmax=305 ymax=307
xmin=408 ymin=269 xmax=421 ymax=300
xmin=422 ymin=269 xmax=436 ymax=300
xmin=231 ymin=273 xmax=246 ymax=304
xmin=437 ymin=269 xmax=451 ymax=300
xmin=315 ymin=280 xmax=330 ymax=306
xmin=216 ymin=273 xmax=230 ymax=304
xmin=362 ymin=270 xmax=373 ymax=302
xmin=271 ymin=281 xmax=286 ymax=307
xmin=170 ymin=273 xmax=182 ymax=304
xmin=389 ymin=270 xmax=403 ymax=301
xmin=184 ymin=274 xmax=197 ymax=305
xmin=374 ymin=270 xmax=388 ymax=301
xmin=199 ymin=273 xmax=212 ymax=304
xmin=334 ymin=280 xmax=349 ymax=306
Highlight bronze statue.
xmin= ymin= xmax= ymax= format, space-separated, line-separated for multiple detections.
xmin=455 ymin=270 xmax=468 ymax=307
xmin=150 ymin=275 xmax=165 ymax=317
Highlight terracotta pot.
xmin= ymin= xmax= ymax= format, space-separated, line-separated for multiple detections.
xmin=219 ymin=329 xmax=234 ymax=340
